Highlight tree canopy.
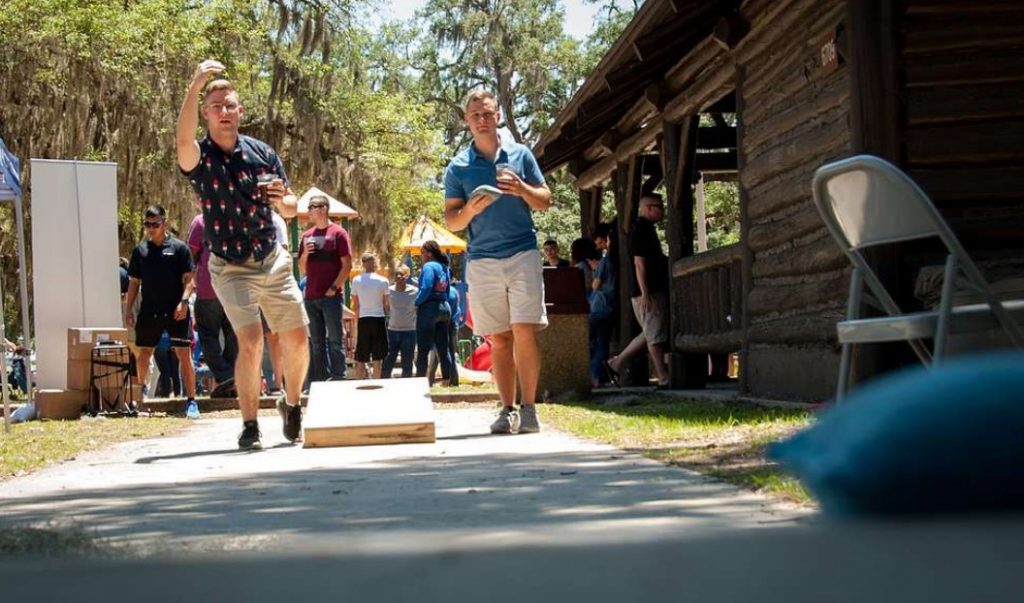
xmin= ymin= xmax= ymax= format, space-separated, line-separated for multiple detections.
xmin=0 ymin=0 xmax=642 ymax=335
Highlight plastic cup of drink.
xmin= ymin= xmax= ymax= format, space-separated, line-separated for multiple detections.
xmin=256 ymin=174 xmax=276 ymax=203
xmin=495 ymin=162 xmax=513 ymax=183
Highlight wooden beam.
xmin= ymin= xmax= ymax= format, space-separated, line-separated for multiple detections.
xmin=695 ymin=126 xmax=737 ymax=150
xmin=695 ymin=150 xmax=738 ymax=172
xmin=675 ymin=329 xmax=743 ymax=353
xmin=671 ymin=242 xmax=741 ymax=279
xmin=575 ymin=122 xmax=664 ymax=190
xmin=641 ymin=155 xmax=664 ymax=195
xmin=704 ymin=92 xmax=736 ymax=114
xmin=644 ymin=82 xmax=668 ymax=112
xmin=663 ymin=54 xmax=736 ymax=123
xmin=712 ymin=12 xmax=751 ymax=50
xmin=567 ymin=159 xmax=588 ymax=178
xmin=595 ymin=131 xmax=621 ymax=157
xmin=632 ymin=4 xmax=716 ymax=64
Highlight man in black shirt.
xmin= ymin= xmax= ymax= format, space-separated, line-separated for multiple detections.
xmin=541 ymin=239 xmax=570 ymax=267
xmin=606 ymin=194 xmax=670 ymax=387
xmin=124 ymin=205 xmax=200 ymax=417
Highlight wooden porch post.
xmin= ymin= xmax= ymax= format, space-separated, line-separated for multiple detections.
xmin=736 ymin=65 xmax=753 ymax=393
xmin=579 ymin=186 xmax=603 ymax=237
xmin=663 ymin=114 xmax=703 ymax=388
xmin=847 ymin=0 xmax=904 ymax=384
xmin=615 ymin=156 xmax=648 ymax=385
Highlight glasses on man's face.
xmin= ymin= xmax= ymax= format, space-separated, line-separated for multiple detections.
xmin=395 ymin=274 xmax=407 ymax=279
xmin=144 ymin=221 xmax=163 ymax=229
xmin=309 ymin=205 xmax=328 ymax=210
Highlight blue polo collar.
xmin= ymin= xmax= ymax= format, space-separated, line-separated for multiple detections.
xmin=468 ymin=132 xmax=512 ymax=164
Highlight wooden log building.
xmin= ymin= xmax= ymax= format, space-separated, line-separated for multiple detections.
xmin=534 ymin=0 xmax=1024 ymax=400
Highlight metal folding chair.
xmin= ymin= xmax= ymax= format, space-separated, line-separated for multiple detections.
xmin=811 ymin=155 xmax=1024 ymax=400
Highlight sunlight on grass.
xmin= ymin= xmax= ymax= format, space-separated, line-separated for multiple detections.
xmin=0 ymin=416 xmax=188 ymax=479
xmin=430 ymin=383 xmax=498 ymax=395
xmin=544 ymin=397 xmax=815 ymax=505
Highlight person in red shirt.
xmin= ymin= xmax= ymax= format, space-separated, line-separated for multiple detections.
xmin=298 ymin=195 xmax=352 ymax=382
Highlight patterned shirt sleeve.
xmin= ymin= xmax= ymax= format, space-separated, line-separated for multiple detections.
xmin=269 ymin=149 xmax=289 ymax=187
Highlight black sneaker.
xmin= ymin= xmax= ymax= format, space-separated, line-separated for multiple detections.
xmin=238 ymin=420 xmax=262 ymax=450
xmin=276 ymin=397 xmax=303 ymax=443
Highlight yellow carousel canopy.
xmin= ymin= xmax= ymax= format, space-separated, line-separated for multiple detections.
xmin=296 ymin=186 xmax=359 ymax=221
xmin=399 ymin=216 xmax=467 ymax=254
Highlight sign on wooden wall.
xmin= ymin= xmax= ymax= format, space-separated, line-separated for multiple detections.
xmin=817 ymin=22 xmax=846 ymax=76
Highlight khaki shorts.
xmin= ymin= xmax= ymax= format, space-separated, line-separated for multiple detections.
xmin=630 ymin=291 xmax=669 ymax=346
xmin=467 ymin=249 xmax=548 ymax=336
xmin=208 ymin=244 xmax=309 ymax=334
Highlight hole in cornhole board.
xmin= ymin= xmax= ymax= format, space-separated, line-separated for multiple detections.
xmin=303 ymin=378 xmax=435 ymax=448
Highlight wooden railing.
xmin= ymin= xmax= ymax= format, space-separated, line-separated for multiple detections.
xmin=671 ymin=242 xmax=743 ymax=353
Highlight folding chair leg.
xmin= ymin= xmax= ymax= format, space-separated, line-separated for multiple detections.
xmin=835 ymin=270 xmax=863 ymax=402
xmin=932 ymin=254 xmax=958 ymax=363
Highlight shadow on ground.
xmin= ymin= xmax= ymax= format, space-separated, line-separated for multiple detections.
xmin=0 ymin=449 xmax=796 ymax=550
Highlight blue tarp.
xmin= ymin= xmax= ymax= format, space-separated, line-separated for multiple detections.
xmin=0 ymin=137 xmax=22 ymax=200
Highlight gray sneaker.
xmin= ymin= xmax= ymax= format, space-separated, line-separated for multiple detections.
xmin=518 ymin=405 xmax=541 ymax=433
xmin=490 ymin=406 xmax=520 ymax=434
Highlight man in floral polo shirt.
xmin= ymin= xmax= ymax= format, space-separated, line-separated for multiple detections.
xmin=176 ymin=59 xmax=308 ymax=450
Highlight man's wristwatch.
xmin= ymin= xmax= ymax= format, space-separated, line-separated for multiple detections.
xmin=330 ymin=285 xmax=341 ymax=294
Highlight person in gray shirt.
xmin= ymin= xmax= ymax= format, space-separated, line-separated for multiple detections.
xmin=381 ymin=264 xmax=419 ymax=378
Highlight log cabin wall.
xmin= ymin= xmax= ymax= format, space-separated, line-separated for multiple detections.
xmin=900 ymin=1 xmax=1024 ymax=255
xmin=736 ymin=0 xmax=853 ymax=400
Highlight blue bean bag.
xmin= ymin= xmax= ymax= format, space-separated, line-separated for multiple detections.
xmin=770 ymin=352 xmax=1024 ymax=515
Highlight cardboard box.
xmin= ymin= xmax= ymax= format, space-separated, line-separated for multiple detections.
xmin=66 ymin=358 xmax=93 ymax=390
xmin=35 ymin=389 xmax=88 ymax=420
xmin=67 ymin=328 xmax=129 ymax=361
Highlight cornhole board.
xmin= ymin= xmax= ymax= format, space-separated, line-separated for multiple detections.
xmin=302 ymin=378 xmax=435 ymax=448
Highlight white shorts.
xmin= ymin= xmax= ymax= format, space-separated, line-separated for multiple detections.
xmin=466 ymin=249 xmax=548 ymax=336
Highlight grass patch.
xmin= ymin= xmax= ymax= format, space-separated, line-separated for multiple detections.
xmin=543 ymin=397 xmax=815 ymax=505
xmin=0 ymin=416 xmax=188 ymax=480
xmin=430 ymin=382 xmax=498 ymax=395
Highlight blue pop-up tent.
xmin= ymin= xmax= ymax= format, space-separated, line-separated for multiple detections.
xmin=0 ymin=137 xmax=32 ymax=431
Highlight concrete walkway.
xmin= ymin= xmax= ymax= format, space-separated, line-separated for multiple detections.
xmin=5 ymin=409 xmax=1024 ymax=603
xmin=0 ymin=407 xmax=807 ymax=554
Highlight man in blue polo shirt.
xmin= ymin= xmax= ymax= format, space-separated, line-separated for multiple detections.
xmin=443 ymin=89 xmax=552 ymax=435
xmin=176 ymin=59 xmax=309 ymax=450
